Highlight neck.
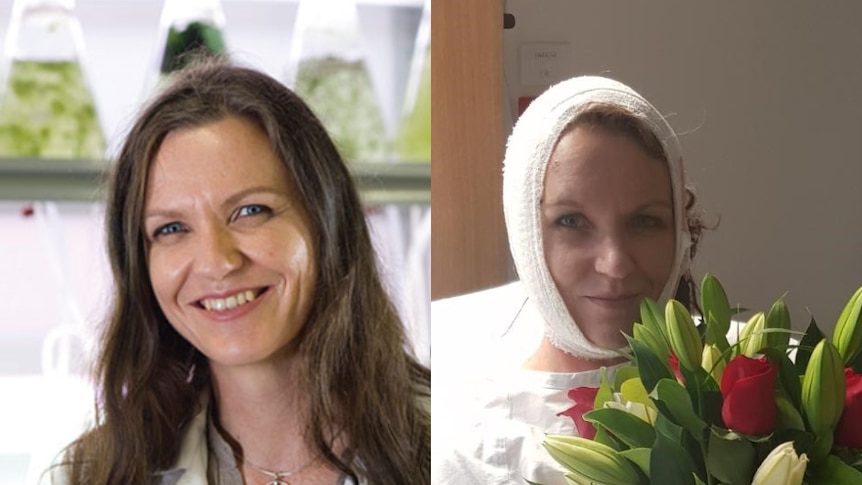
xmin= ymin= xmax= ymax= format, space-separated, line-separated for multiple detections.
xmin=210 ymin=354 xmax=316 ymax=476
xmin=523 ymin=335 xmax=627 ymax=372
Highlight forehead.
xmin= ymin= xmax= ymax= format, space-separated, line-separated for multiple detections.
xmin=543 ymin=126 xmax=671 ymax=202
xmin=146 ymin=116 xmax=294 ymax=204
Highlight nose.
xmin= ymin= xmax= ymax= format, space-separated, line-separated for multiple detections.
xmin=195 ymin=225 xmax=244 ymax=280
xmin=593 ymin=235 xmax=635 ymax=279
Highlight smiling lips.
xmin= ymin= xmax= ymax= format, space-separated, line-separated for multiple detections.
xmin=199 ymin=289 xmax=261 ymax=312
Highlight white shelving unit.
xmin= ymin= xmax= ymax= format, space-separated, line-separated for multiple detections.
xmin=0 ymin=157 xmax=429 ymax=204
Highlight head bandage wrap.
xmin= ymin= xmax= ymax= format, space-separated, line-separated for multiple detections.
xmin=503 ymin=76 xmax=691 ymax=360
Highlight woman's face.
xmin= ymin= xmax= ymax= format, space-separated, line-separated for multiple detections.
xmin=144 ymin=116 xmax=317 ymax=369
xmin=541 ymin=125 xmax=675 ymax=348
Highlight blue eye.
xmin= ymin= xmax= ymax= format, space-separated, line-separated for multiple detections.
xmin=235 ymin=204 xmax=272 ymax=219
xmin=557 ymin=214 xmax=586 ymax=229
xmin=155 ymin=222 xmax=185 ymax=238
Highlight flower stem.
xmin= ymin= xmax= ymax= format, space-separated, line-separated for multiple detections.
xmin=701 ymin=445 xmax=715 ymax=485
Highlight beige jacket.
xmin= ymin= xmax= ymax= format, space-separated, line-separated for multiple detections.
xmin=44 ymin=404 xmax=210 ymax=485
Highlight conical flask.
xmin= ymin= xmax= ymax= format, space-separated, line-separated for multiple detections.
xmin=152 ymin=0 xmax=227 ymax=86
xmin=394 ymin=0 xmax=430 ymax=163
xmin=286 ymin=0 xmax=388 ymax=164
xmin=0 ymin=0 xmax=106 ymax=159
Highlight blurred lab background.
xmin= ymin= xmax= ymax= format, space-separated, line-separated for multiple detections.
xmin=0 ymin=0 xmax=430 ymax=483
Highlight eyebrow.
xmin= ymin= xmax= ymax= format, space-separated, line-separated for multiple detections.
xmin=144 ymin=186 xmax=288 ymax=221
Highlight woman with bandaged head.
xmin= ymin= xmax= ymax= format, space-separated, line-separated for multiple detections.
xmin=432 ymin=76 xmax=706 ymax=484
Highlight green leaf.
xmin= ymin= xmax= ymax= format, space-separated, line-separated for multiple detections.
xmin=593 ymin=425 xmax=623 ymax=451
xmin=852 ymin=347 xmax=862 ymax=374
xmin=523 ymin=480 xmax=545 ymax=485
xmin=705 ymin=430 xmax=756 ymax=485
xmin=771 ymin=427 xmax=814 ymax=457
xmin=679 ymin=364 xmax=721 ymax=426
xmin=620 ymin=448 xmax=652 ymax=478
xmin=651 ymin=419 xmax=698 ymax=485
xmin=595 ymin=367 xmax=614 ymax=410
xmin=762 ymin=348 xmax=803 ymax=409
xmin=653 ymin=414 xmax=684 ymax=449
xmin=652 ymin=378 xmax=708 ymax=443
xmin=627 ymin=335 xmax=673 ymax=393
xmin=614 ymin=365 xmax=641 ymax=391
xmin=808 ymin=454 xmax=862 ymax=484
xmin=774 ymin=392 xmax=806 ymax=431
xmin=620 ymin=378 xmax=652 ymax=407
xmin=583 ymin=408 xmax=656 ymax=449
xmin=704 ymin=311 xmax=731 ymax=353
xmin=795 ymin=316 xmax=826 ymax=375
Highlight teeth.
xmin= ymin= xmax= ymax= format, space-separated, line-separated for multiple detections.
xmin=202 ymin=290 xmax=258 ymax=312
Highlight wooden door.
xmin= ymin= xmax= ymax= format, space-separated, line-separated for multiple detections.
xmin=431 ymin=0 xmax=511 ymax=300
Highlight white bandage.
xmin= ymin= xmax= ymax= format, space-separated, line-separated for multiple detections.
xmin=503 ymin=76 xmax=691 ymax=360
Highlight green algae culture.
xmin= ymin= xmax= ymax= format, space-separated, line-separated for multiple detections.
xmin=160 ymin=21 xmax=225 ymax=75
xmin=295 ymin=56 xmax=389 ymax=163
xmin=0 ymin=60 xmax=106 ymax=159
xmin=395 ymin=47 xmax=430 ymax=163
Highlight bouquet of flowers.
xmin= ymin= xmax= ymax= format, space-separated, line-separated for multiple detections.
xmin=539 ymin=274 xmax=862 ymax=485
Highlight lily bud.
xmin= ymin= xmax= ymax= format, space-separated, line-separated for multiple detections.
xmin=701 ymin=344 xmax=725 ymax=382
xmin=543 ymin=435 xmax=640 ymax=485
xmin=751 ymin=441 xmax=808 ymax=485
xmin=764 ymin=298 xmax=791 ymax=350
xmin=832 ymin=286 xmax=862 ymax=366
xmin=775 ymin=394 xmax=805 ymax=431
xmin=801 ymin=339 xmax=846 ymax=434
xmin=633 ymin=323 xmax=670 ymax=362
xmin=639 ymin=297 xmax=668 ymax=340
xmin=665 ymin=300 xmax=703 ymax=371
xmin=739 ymin=312 xmax=766 ymax=357
xmin=701 ymin=273 xmax=732 ymax=336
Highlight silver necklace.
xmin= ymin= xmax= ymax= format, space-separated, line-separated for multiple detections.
xmin=243 ymin=456 xmax=315 ymax=485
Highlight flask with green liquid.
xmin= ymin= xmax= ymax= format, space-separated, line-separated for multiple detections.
xmin=0 ymin=0 xmax=105 ymax=159
xmin=286 ymin=0 xmax=388 ymax=164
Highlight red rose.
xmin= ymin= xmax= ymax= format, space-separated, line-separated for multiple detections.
xmin=720 ymin=355 xmax=776 ymax=435
xmin=835 ymin=368 xmax=862 ymax=449
xmin=558 ymin=386 xmax=599 ymax=439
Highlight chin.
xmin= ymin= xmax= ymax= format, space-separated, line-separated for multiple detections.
xmin=584 ymin=320 xmax=635 ymax=349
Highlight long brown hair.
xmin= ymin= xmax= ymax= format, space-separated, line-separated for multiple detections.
xmin=62 ymin=61 xmax=430 ymax=484
xmin=565 ymin=102 xmax=714 ymax=313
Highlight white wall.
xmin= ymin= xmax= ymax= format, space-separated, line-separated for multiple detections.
xmin=503 ymin=0 xmax=862 ymax=335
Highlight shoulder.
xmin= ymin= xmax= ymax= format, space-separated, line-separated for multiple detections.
xmin=431 ymin=374 xmax=579 ymax=485
xmin=432 ymin=281 xmax=526 ymax=323
xmin=432 ymin=281 xmax=528 ymax=365
xmin=38 ymin=462 xmax=71 ymax=485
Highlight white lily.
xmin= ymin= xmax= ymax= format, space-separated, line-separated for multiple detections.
xmin=604 ymin=392 xmax=657 ymax=425
xmin=751 ymin=441 xmax=808 ymax=485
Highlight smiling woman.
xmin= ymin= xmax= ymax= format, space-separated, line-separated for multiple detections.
xmin=47 ymin=61 xmax=430 ymax=485
xmin=145 ymin=117 xmax=317 ymax=371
